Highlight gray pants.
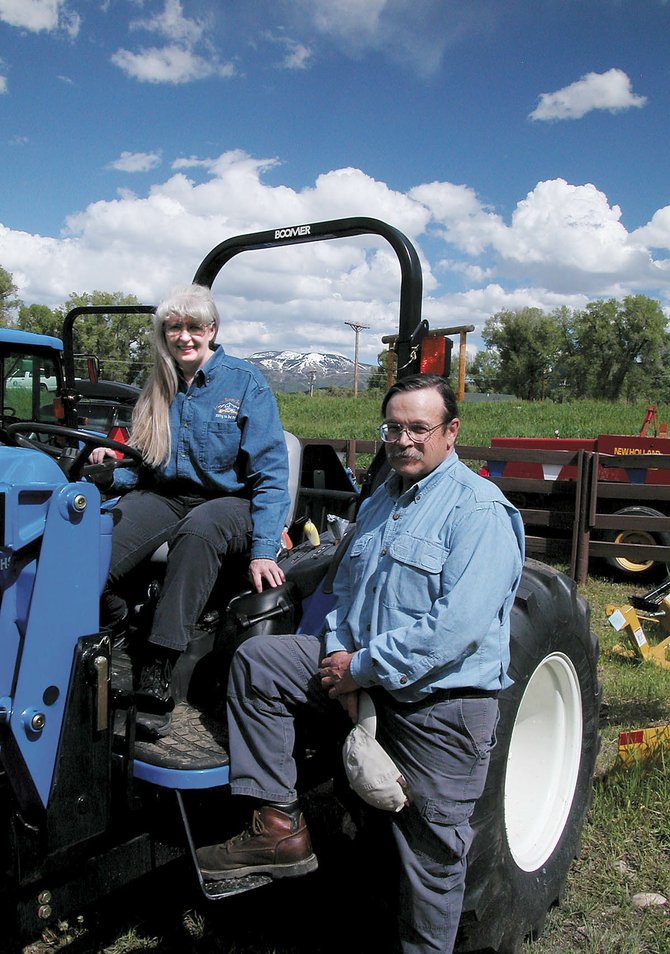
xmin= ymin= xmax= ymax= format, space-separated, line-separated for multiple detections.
xmin=228 ymin=633 xmax=499 ymax=954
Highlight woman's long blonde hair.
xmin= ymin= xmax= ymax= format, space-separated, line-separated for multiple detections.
xmin=130 ymin=284 xmax=220 ymax=467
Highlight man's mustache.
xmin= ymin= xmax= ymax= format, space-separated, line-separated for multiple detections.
xmin=389 ymin=450 xmax=422 ymax=462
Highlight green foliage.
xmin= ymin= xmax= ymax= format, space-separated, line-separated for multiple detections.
xmin=0 ymin=265 xmax=19 ymax=325
xmin=52 ymin=291 xmax=152 ymax=385
xmin=562 ymin=296 xmax=670 ymax=401
xmin=482 ymin=307 xmax=562 ymax=400
xmin=367 ymin=349 xmax=394 ymax=391
xmin=468 ymin=348 xmax=501 ymax=393
xmin=17 ymin=302 xmax=61 ymax=338
xmin=477 ymin=296 xmax=670 ymax=403
xmin=1 ymin=267 xmax=152 ymax=386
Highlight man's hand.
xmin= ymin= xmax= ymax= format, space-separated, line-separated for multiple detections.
xmin=320 ymin=651 xmax=358 ymax=697
xmin=249 ymin=558 xmax=285 ymax=593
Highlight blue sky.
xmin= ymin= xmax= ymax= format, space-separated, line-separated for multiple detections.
xmin=0 ymin=0 xmax=669 ymax=364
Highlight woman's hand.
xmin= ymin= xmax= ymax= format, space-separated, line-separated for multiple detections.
xmin=88 ymin=446 xmax=119 ymax=465
xmin=249 ymin=558 xmax=285 ymax=593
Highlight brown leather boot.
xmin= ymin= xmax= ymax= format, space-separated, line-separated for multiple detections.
xmin=196 ymin=805 xmax=318 ymax=881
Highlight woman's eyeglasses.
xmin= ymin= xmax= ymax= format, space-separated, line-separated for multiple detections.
xmin=164 ymin=321 xmax=213 ymax=338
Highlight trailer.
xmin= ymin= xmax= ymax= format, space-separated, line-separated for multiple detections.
xmin=484 ymin=422 xmax=670 ymax=579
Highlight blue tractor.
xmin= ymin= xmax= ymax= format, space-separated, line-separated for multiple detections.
xmin=0 ymin=219 xmax=600 ymax=953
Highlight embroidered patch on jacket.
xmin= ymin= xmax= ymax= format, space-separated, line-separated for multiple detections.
xmin=215 ymin=398 xmax=241 ymax=420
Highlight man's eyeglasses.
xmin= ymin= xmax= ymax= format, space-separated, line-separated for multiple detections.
xmin=379 ymin=421 xmax=446 ymax=444
xmin=164 ymin=321 xmax=213 ymax=338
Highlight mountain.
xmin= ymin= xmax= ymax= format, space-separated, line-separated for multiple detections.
xmin=245 ymin=350 xmax=375 ymax=392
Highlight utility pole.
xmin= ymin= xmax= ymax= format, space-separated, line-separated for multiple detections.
xmin=344 ymin=321 xmax=369 ymax=397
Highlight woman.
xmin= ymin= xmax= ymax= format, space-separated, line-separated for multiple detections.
xmin=91 ymin=283 xmax=290 ymax=737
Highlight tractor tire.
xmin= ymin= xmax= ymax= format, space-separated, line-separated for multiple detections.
xmin=603 ymin=505 xmax=670 ymax=581
xmin=456 ymin=559 xmax=601 ymax=954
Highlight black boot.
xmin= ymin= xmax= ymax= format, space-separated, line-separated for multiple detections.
xmin=135 ymin=646 xmax=178 ymax=740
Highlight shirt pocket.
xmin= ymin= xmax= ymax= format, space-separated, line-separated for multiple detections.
xmin=347 ymin=532 xmax=375 ymax=588
xmin=384 ymin=533 xmax=448 ymax=611
xmin=199 ymin=420 xmax=241 ymax=473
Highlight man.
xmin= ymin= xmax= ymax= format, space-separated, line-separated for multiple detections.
xmin=197 ymin=374 xmax=524 ymax=954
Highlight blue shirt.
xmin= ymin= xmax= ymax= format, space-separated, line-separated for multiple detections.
xmin=113 ymin=345 xmax=290 ymax=561
xmin=323 ymin=451 xmax=525 ymax=702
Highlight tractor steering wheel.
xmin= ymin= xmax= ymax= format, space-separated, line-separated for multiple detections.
xmin=5 ymin=422 xmax=144 ymax=483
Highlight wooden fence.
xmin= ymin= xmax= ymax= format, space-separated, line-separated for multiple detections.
xmin=297 ymin=438 xmax=670 ymax=583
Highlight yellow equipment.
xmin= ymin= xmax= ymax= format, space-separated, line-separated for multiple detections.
xmin=606 ymin=577 xmax=670 ymax=670
xmin=618 ymin=725 xmax=670 ymax=765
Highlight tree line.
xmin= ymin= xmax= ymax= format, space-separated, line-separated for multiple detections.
xmin=0 ymin=265 xmax=151 ymax=386
xmin=2 ymin=265 xmax=668 ymax=399
xmin=468 ymin=296 xmax=670 ymax=401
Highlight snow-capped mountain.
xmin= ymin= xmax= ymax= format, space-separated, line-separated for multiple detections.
xmin=245 ymin=351 xmax=375 ymax=392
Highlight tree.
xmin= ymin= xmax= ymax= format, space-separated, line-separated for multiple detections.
xmin=0 ymin=266 xmax=20 ymax=325
xmin=53 ymin=291 xmax=152 ymax=385
xmin=367 ymin=349 xmax=395 ymax=390
xmin=468 ymin=350 xmax=501 ymax=394
xmin=562 ymin=296 xmax=670 ymax=401
xmin=17 ymin=303 xmax=60 ymax=337
xmin=481 ymin=308 xmax=562 ymax=400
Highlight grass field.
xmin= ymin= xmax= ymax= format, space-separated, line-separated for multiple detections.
xmin=276 ymin=393 xmax=669 ymax=446
xmin=15 ymin=396 xmax=670 ymax=953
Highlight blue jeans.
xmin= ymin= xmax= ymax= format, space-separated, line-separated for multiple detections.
xmin=105 ymin=489 xmax=253 ymax=652
xmin=227 ymin=632 xmax=498 ymax=954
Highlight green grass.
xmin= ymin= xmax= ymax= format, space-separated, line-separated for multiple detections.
xmin=276 ymin=394 xmax=670 ymax=446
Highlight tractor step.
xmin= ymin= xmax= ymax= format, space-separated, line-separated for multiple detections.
xmin=201 ymin=872 xmax=273 ymax=900
xmin=113 ymin=701 xmax=229 ymax=770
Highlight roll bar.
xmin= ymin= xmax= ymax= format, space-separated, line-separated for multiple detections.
xmin=192 ymin=217 xmax=424 ymax=379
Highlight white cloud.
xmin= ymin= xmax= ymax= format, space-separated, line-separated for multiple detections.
xmin=280 ymin=39 xmax=313 ymax=70
xmin=500 ymin=179 xmax=636 ymax=272
xmin=111 ymin=44 xmax=234 ymax=84
xmin=129 ymin=0 xmax=205 ymax=46
xmin=632 ymin=207 xmax=670 ymax=252
xmin=262 ymin=32 xmax=313 ymax=70
xmin=109 ymin=151 xmax=163 ymax=173
xmin=172 ymin=156 xmax=217 ymax=171
xmin=0 ymin=74 xmax=6 ymax=94
xmin=410 ymin=181 xmax=506 ymax=255
xmin=305 ymin=0 xmax=387 ymax=38
xmin=416 ymin=177 xmax=655 ymax=287
xmin=530 ymin=68 xmax=647 ymax=121
xmin=1 ymin=154 xmax=669 ymax=361
xmin=0 ymin=0 xmax=79 ymax=36
xmin=112 ymin=0 xmax=234 ymax=84
xmin=291 ymin=0 xmax=471 ymax=76
xmin=424 ymin=285 xmax=589 ymax=339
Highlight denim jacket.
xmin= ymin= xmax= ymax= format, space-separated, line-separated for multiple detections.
xmin=113 ymin=345 xmax=290 ymax=561
xmin=323 ymin=451 xmax=525 ymax=702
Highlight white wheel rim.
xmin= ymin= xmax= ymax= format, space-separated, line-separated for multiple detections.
xmin=504 ymin=652 xmax=583 ymax=872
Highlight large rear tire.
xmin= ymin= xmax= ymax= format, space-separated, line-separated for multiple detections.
xmin=456 ymin=560 xmax=601 ymax=954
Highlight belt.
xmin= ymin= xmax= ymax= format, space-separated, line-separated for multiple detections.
xmin=374 ymin=686 xmax=499 ymax=713
xmin=429 ymin=687 xmax=499 ymax=702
